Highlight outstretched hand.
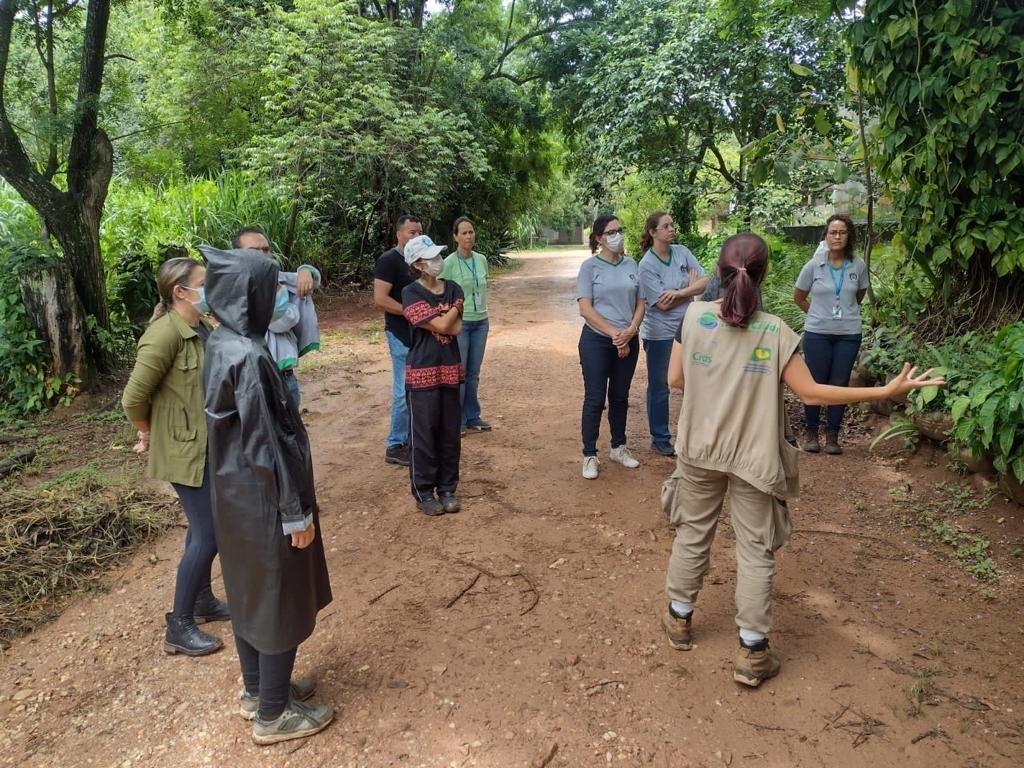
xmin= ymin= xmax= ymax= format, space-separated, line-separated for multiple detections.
xmin=885 ymin=363 xmax=946 ymax=398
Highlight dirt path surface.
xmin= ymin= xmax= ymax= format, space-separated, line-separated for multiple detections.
xmin=2 ymin=249 xmax=1022 ymax=768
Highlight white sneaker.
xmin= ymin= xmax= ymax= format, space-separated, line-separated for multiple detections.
xmin=609 ymin=445 xmax=640 ymax=468
xmin=582 ymin=456 xmax=600 ymax=479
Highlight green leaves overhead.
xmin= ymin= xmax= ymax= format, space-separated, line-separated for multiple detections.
xmin=563 ymin=0 xmax=846 ymax=230
xmin=849 ymin=0 xmax=1024 ymax=293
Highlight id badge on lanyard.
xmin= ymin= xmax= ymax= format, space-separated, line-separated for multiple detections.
xmin=828 ymin=262 xmax=848 ymax=321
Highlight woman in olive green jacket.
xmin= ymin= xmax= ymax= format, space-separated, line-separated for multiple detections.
xmin=122 ymin=258 xmax=228 ymax=657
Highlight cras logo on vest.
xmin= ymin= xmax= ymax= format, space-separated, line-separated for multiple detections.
xmin=698 ymin=312 xmax=719 ymax=330
xmin=743 ymin=346 xmax=773 ymax=375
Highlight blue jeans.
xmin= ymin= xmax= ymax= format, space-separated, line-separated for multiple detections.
xmin=802 ymin=331 xmax=862 ymax=432
xmin=386 ymin=330 xmax=410 ymax=448
xmin=457 ymin=318 xmax=489 ymax=427
xmin=579 ymin=325 xmax=640 ymax=456
xmin=643 ymin=338 xmax=674 ymax=447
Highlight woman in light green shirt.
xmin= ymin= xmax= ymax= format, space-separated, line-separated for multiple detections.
xmin=441 ymin=216 xmax=491 ymax=433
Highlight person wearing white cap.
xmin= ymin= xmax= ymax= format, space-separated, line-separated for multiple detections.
xmin=401 ymin=235 xmax=465 ymax=516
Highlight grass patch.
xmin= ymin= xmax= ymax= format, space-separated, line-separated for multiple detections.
xmin=891 ymin=483 xmax=998 ymax=582
xmin=0 ymin=468 xmax=177 ymax=646
xmin=907 ymin=669 xmax=939 ymax=717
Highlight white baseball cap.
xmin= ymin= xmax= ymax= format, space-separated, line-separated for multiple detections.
xmin=403 ymin=235 xmax=447 ymax=265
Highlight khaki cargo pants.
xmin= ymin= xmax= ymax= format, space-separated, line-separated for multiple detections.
xmin=662 ymin=462 xmax=793 ymax=634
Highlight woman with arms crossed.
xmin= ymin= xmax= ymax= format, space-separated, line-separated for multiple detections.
xmin=637 ymin=210 xmax=708 ymax=456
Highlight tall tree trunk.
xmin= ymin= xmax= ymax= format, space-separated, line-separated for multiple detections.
xmin=0 ymin=0 xmax=114 ymax=385
xmin=19 ymin=259 xmax=88 ymax=381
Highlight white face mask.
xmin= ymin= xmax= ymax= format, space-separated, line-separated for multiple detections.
xmin=421 ymin=256 xmax=444 ymax=277
xmin=604 ymin=232 xmax=625 ymax=253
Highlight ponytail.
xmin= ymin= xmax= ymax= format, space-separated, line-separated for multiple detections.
xmin=149 ymin=257 xmax=201 ymax=326
xmin=148 ymin=301 xmax=170 ymax=325
xmin=640 ymin=210 xmax=669 ymax=255
xmin=717 ymin=233 xmax=769 ymax=328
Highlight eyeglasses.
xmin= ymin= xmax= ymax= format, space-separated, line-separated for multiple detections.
xmin=603 ymin=228 xmax=624 ymax=237
xmin=827 ymin=230 xmax=848 ymax=237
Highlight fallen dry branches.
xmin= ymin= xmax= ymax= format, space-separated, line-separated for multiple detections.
xmin=0 ymin=473 xmax=176 ymax=643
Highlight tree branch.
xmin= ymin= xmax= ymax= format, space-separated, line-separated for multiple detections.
xmin=109 ymin=119 xmax=189 ymax=143
xmin=66 ymin=0 xmax=110 ymax=210
xmin=483 ymin=20 xmax=573 ymax=82
xmin=707 ymin=142 xmax=738 ymax=188
xmin=0 ymin=0 xmax=62 ymax=212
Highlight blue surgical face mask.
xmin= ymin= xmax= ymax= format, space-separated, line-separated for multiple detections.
xmin=183 ymin=285 xmax=210 ymax=314
xmin=273 ymin=286 xmax=290 ymax=321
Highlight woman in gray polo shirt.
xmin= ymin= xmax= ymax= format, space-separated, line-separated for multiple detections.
xmin=793 ymin=214 xmax=870 ymax=455
xmin=638 ymin=211 xmax=708 ymax=456
xmin=577 ymin=214 xmax=646 ymax=479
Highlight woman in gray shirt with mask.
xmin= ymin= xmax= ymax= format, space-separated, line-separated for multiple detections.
xmin=576 ymin=214 xmax=645 ymax=480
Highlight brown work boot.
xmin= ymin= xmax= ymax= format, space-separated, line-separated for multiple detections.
xmin=662 ymin=608 xmax=693 ymax=650
xmin=734 ymin=641 xmax=781 ymax=687
xmin=802 ymin=434 xmax=820 ymax=453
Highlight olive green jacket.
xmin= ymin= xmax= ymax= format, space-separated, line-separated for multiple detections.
xmin=122 ymin=310 xmax=210 ymax=487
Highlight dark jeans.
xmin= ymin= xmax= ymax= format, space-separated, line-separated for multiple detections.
xmin=643 ymin=338 xmax=674 ymax=447
xmin=235 ymin=635 xmax=298 ymax=721
xmin=408 ymin=387 xmax=461 ymax=500
xmin=579 ymin=325 xmax=640 ymax=456
xmin=802 ymin=331 xmax=862 ymax=432
xmin=169 ymin=464 xmax=217 ymax=620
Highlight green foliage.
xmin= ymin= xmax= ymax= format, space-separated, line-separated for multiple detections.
xmin=0 ymin=209 xmax=78 ymax=419
xmin=760 ymin=236 xmax=811 ymax=332
xmin=951 ymin=323 xmax=1024 ymax=482
xmin=849 ymin=1 xmax=1024 ymax=296
xmin=101 ymin=172 xmax=317 ymax=271
xmin=890 ymin=483 xmax=998 ymax=582
xmin=565 ymin=0 xmax=846 ymax=230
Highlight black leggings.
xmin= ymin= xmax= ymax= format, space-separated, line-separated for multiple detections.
xmin=169 ymin=464 xmax=218 ymax=619
xmin=235 ymin=635 xmax=298 ymax=721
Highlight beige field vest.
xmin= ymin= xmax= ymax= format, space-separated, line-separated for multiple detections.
xmin=676 ymin=302 xmax=802 ymax=498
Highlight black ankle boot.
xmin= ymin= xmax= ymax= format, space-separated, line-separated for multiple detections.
xmin=825 ymin=430 xmax=843 ymax=455
xmin=164 ymin=612 xmax=223 ymax=656
xmin=193 ymin=585 xmax=230 ymax=624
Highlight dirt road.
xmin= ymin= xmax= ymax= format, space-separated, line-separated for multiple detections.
xmin=2 ymin=249 xmax=1022 ymax=767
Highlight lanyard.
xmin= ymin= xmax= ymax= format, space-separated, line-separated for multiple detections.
xmin=459 ymin=253 xmax=480 ymax=312
xmin=458 ymin=253 xmax=479 ymax=288
xmin=827 ymin=261 xmax=848 ymax=298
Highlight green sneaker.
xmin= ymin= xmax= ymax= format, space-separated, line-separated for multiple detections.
xmin=239 ymin=678 xmax=317 ymax=720
xmin=252 ymin=699 xmax=334 ymax=745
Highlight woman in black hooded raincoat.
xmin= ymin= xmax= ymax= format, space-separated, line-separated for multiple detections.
xmin=199 ymin=245 xmax=334 ymax=745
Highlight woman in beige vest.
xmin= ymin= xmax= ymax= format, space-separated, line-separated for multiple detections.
xmin=661 ymin=233 xmax=943 ymax=687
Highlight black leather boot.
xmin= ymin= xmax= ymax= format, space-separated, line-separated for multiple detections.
xmin=193 ymin=585 xmax=231 ymax=624
xmin=825 ymin=430 xmax=843 ymax=455
xmin=164 ymin=612 xmax=223 ymax=656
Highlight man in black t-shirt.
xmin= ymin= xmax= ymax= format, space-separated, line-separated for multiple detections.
xmin=373 ymin=214 xmax=423 ymax=466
